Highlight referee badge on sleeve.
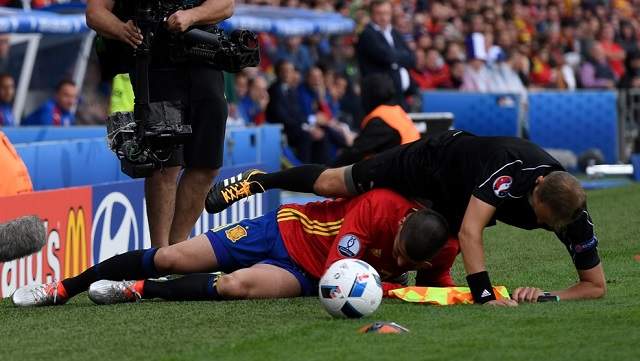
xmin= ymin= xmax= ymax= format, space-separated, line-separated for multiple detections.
xmin=338 ymin=234 xmax=361 ymax=257
xmin=573 ymin=236 xmax=598 ymax=253
xmin=492 ymin=175 xmax=513 ymax=198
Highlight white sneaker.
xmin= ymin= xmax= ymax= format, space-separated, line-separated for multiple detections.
xmin=12 ymin=282 xmax=66 ymax=307
xmin=88 ymin=280 xmax=141 ymax=305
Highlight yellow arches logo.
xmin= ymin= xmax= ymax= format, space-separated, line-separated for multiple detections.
xmin=64 ymin=208 xmax=88 ymax=278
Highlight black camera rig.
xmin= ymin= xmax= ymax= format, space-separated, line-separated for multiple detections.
xmin=106 ymin=0 xmax=260 ymax=178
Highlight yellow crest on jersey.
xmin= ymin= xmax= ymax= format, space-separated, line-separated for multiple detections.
xmin=225 ymin=225 xmax=247 ymax=242
xmin=369 ymin=249 xmax=382 ymax=258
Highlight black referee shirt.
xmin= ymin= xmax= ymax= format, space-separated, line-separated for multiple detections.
xmin=424 ymin=131 xmax=600 ymax=270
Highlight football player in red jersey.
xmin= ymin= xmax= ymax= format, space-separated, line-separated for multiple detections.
xmin=12 ymin=189 xmax=456 ymax=307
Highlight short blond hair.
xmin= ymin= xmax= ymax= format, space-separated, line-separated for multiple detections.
xmin=537 ymin=171 xmax=586 ymax=227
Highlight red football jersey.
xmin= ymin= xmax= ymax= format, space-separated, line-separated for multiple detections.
xmin=278 ymin=188 xmax=419 ymax=280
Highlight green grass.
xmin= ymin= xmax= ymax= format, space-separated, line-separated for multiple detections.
xmin=2 ymin=184 xmax=640 ymax=361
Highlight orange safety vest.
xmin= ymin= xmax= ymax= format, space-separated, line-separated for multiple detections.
xmin=0 ymin=131 xmax=33 ymax=197
xmin=360 ymin=105 xmax=420 ymax=144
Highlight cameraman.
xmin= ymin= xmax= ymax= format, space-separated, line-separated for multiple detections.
xmin=86 ymin=0 xmax=234 ymax=247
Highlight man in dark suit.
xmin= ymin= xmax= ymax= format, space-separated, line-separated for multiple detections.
xmin=356 ymin=0 xmax=415 ymax=108
xmin=267 ymin=60 xmax=333 ymax=164
xmin=266 ymin=60 xmax=311 ymax=162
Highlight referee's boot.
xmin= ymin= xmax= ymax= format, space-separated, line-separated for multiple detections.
xmin=205 ymin=169 xmax=266 ymax=214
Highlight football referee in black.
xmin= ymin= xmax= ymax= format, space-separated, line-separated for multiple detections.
xmin=206 ymin=130 xmax=606 ymax=306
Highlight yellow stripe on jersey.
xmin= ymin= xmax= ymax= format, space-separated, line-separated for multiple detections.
xmin=277 ymin=208 xmax=343 ymax=236
xmin=277 ymin=208 xmax=343 ymax=229
xmin=276 ymin=214 xmax=342 ymax=234
xmin=276 ymin=219 xmax=339 ymax=236
xmin=277 ymin=214 xmax=343 ymax=232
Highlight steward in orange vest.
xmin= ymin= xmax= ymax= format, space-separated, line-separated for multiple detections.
xmin=333 ymin=74 xmax=420 ymax=166
xmin=0 ymin=131 xmax=33 ymax=197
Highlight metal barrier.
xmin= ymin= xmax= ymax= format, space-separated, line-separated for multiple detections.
xmin=407 ymin=112 xmax=454 ymax=136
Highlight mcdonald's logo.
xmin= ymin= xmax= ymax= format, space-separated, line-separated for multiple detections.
xmin=64 ymin=208 xmax=88 ymax=278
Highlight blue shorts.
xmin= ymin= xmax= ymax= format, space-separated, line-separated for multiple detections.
xmin=204 ymin=210 xmax=317 ymax=296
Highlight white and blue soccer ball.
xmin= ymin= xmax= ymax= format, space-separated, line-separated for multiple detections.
xmin=318 ymin=259 xmax=383 ymax=318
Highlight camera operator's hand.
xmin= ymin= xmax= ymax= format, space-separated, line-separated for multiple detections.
xmin=86 ymin=0 xmax=144 ymax=48
xmin=166 ymin=10 xmax=196 ymax=32
xmin=119 ymin=20 xmax=143 ymax=49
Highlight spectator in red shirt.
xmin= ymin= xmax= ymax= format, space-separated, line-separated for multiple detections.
xmin=530 ymin=46 xmax=554 ymax=88
xmin=598 ymin=23 xmax=626 ymax=78
xmin=410 ymin=48 xmax=452 ymax=90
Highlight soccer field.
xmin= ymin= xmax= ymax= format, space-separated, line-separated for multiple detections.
xmin=1 ymin=184 xmax=639 ymax=361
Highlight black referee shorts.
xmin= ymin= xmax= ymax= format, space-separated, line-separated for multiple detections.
xmin=345 ymin=130 xmax=463 ymax=198
xmin=132 ymin=64 xmax=227 ymax=170
xmin=346 ymin=139 xmax=433 ymax=198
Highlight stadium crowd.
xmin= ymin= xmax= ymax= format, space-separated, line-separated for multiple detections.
xmin=2 ymin=0 xmax=640 ymax=162
xmin=227 ymin=0 xmax=640 ymax=162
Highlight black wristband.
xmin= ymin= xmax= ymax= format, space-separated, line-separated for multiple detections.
xmin=466 ymin=271 xmax=496 ymax=303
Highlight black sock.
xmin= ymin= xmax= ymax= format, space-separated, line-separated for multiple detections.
xmin=61 ymin=249 xmax=161 ymax=298
xmin=142 ymin=273 xmax=221 ymax=301
xmin=251 ymin=165 xmax=327 ymax=194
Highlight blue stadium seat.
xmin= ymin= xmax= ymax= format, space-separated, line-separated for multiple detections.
xmin=14 ymin=137 xmax=123 ymax=190
xmin=2 ymin=126 xmax=106 ymax=144
xmin=225 ymin=127 xmax=259 ymax=165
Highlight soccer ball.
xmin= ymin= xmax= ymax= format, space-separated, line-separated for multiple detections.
xmin=318 ymin=259 xmax=383 ymax=318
